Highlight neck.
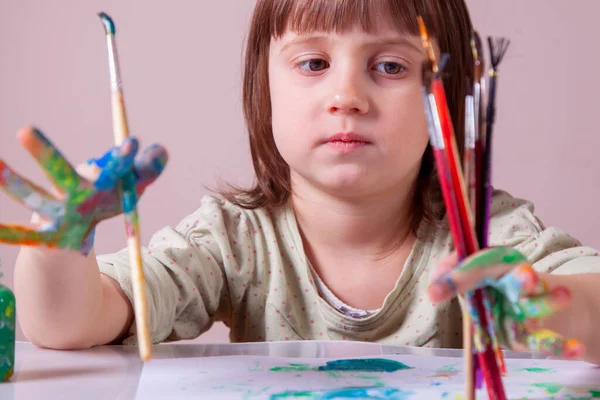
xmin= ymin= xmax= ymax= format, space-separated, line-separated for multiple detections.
xmin=291 ymin=174 xmax=417 ymax=258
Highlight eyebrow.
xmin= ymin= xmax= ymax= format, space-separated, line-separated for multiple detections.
xmin=278 ymin=35 xmax=424 ymax=55
xmin=279 ymin=36 xmax=330 ymax=55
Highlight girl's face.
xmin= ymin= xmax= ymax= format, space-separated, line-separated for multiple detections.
xmin=268 ymin=26 xmax=431 ymax=200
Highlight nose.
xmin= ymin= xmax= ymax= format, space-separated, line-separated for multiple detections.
xmin=325 ymin=71 xmax=369 ymax=115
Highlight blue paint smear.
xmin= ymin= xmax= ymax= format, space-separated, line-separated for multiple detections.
xmin=316 ymin=359 xmax=413 ymax=373
xmin=430 ymin=382 xmax=442 ymax=386
xmin=270 ymin=386 xmax=415 ymax=399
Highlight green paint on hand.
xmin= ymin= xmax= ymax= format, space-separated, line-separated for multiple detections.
xmin=458 ymin=246 xmax=527 ymax=272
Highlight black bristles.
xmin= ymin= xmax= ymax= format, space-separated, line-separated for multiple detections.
xmin=488 ymin=37 xmax=510 ymax=70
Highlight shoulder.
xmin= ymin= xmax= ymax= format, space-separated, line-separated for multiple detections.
xmin=173 ymin=194 xmax=278 ymax=238
xmin=487 ymin=189 xmax=599 ymax=272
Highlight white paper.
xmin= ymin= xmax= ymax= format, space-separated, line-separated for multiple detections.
xmin=135 ymin=353 xmax=600 ymax=399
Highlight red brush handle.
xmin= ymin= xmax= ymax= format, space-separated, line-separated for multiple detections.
xmin=433 ymin=148 xmax=466 ymax=257
xmin=431 ymin=80 xmax=478 ymax=255
xmin=431 ymin=79 xmax=507 ymax=400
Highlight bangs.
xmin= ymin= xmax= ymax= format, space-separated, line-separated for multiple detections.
xmin=269 ymin=0 xmax=437 ymax=38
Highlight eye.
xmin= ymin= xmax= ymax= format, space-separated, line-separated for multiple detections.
xmin=373 ymin=61 xmax=407 ymax=75
xmin=297 ymin=58 xmax=330 ymax=73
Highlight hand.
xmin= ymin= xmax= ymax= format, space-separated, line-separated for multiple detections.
xmin=427 ymin=247 xmax=585 ymax=359
xmin=0 ymin=126 xmax=167 ymax=254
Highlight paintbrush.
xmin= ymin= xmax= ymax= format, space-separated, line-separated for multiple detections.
xmin=463 ymin=64 xmax=479 ymax=397
xmin=470 ymin=30 xmax=507 ymax=383
xmin=477 ymin=36 xmax=511 ymax=379
xmin=98 ymin=12 xmax=152 ymax=362
xmin=479 ymin=36 xmax=510 ymax=250
xmin=423 ymin=61 xmax=474 ymax=400
xmin=417 ymin=16 xmax=507 ymax=400
xmin=471 ymin=32 xmax=486 ymax=239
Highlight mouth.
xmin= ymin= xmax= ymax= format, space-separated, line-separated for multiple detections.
xmin=323 ymin=132 xmax=372 ymax=146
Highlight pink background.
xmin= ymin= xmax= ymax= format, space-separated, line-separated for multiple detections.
xmin=1 ymin=1 xmax=598 ymax=343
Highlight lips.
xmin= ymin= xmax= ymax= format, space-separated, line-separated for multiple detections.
xmin=324 ymin=132 xmax=371 ymax=144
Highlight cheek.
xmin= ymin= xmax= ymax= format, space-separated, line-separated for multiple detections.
xmin=269 ymin=71 xmax=316 ymax=156
xmin=383 ymin=89 xmax=430 ymax=151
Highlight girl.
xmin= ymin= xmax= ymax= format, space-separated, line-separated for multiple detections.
xmin=4 ymin=0 xmax=600 ymax=363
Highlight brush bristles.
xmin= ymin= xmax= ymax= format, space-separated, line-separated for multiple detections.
xmin=98 ymin=12 xmax=116 ymax=35
xmin=488 ymin=37 xmax=510 ymax=69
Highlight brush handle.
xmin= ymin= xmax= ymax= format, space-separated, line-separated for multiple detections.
xmin=431 ymin=81 xmax=478 ymax=255
xmin=478 ymin=74 xmax=497 ymax=248
xmin=458 ymin=297 xmax=475 ymax=400
xmin=124 ymin=209 xmax=152 ymax=361
xmin=112 ymin=89 xmax=152 ymax=361
xmin=112 ymin=91 xmax=129 ymax=142
xmin=431 ymin=80 xmax=506 ymax=400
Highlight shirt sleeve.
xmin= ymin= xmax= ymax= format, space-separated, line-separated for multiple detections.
xmin=487 ymin=189 xmax=600 ymax=275
xmin=97 ymin=197 xmax=238 ymax=345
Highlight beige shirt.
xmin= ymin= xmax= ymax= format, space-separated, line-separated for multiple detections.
xmin=97 ymin=189 xmax=600 ymax=348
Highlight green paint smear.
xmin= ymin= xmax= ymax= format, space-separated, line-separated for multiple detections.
xmin=0 ymin=285 xmax=15 ymax=382
xmin=355 ymin=375 xmax=384 ymax=387
xmin=532 ymin=383 xmax=564 ymax=394
xmin=270 ymin=386 xmax=414 ymax=399
xmin=522 ymin=367 xmax=557 ymax=373
xmin=270 ymin=359 xmax=413 ymax=374
xmin=590 ymin=390 xmax=600 ymax=398
xmin=270 ymin=363 xmax=312 ymax=372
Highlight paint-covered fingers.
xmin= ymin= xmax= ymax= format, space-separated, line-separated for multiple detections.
xmin=517 ymin=286 xmax=572 ymax=322
xmin=0 ymin=224 xmax=54 ymax=247
xmin=513 ymin=325 xmax=585 ymax=359
xmin=16 ymin=126 xmax=81 ymax=194
xmin=490 ymin=285 xmax=581 ymax=357
xmin=87 ymin=137 xmax=139 ymax=191
xmin=0 ymin=159 xmax=64 ymax=219
xmin=133 ymin=143 xmax=168 ymax=194
xmin=428 ymin=247 xmax=528 ymax=303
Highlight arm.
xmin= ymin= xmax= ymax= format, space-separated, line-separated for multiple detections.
xmin=14 ymin=246 xmax=133 ymax=349
xmin=0 ymin=127 xmax=166 ymax=349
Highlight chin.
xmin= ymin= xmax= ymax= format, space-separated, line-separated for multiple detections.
xmin=316 ymin=171 xmax=375 ymax=197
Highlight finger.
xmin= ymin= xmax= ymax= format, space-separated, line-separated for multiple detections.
xmin=522 ymin=329 xmax=585 ymax=359
xmin=90 ymin=137 xmax=139 ymax=191
xmin=17 ymin=126 xmax=80 ymax=193
xmin=518 ymin=286 xmax=571 ymax=321
xmin=484 ymin=263 xmax=547 ymax=310
xmin=75 ymin=163 xmax=101 ymax=183
xmin=427 ymin=247 xmax=528 ymax=303
xmin=0 ymin=159 xmax=64 ymax=219
xmin=0 ymin=224 xmax=54 ymax=246
xmin=133 ymin=144 xmax=168 ymax=193
xmin=429 ymin=251 xmax=459 ymax=284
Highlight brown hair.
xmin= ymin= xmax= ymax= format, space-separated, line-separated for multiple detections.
xmin=221 ymin=0 xmax=474 ymax=234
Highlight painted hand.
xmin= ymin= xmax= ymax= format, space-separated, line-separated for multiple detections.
xmin=0 ymin=126 xmax=167 ymax=254
xmin=427 ymin=247 xmax=585 ymax=359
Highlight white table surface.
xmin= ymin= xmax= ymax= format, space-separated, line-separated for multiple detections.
xmin=0 ymin=340 xmax=555 ymax=399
